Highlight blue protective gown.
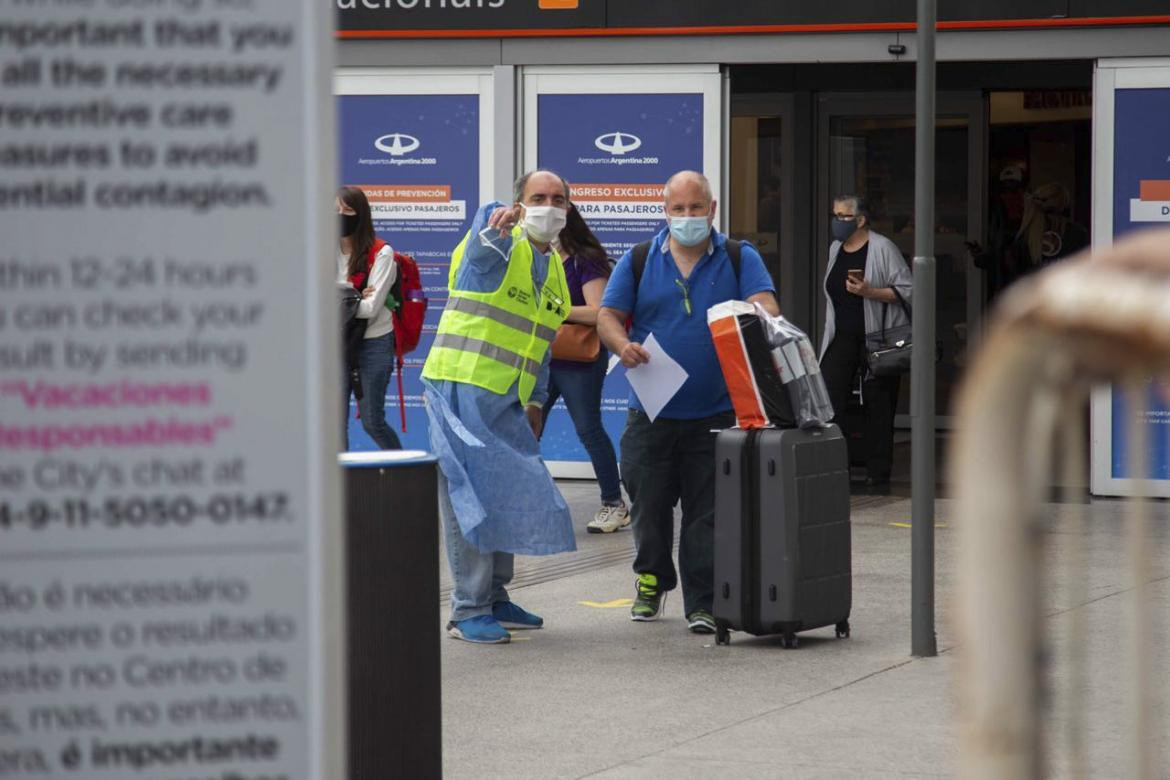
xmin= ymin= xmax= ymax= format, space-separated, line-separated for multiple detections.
xmin=422 ymin=203 xmax=576 ymax=555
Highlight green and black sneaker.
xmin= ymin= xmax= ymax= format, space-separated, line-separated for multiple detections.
xmin=686 ymin=609 xmax=716 ymax=634
xmin=630 ymin=573 xmax=666 ymax=622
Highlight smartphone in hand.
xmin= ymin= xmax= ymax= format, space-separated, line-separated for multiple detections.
xmin=846 ymin=269 xmax=864 ymax=283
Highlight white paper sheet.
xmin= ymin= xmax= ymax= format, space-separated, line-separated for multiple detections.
xmin=626 ymin=333 xmax=688 ymax=422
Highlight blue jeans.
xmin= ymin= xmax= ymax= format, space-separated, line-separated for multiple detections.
xmin=541 ymin=352 xmax=622 ymax=504
xmin=438 ymin=472 xmax=514 ymax=622
xmin=343 ymin=333 xmax=401 ymax=451
xmin=619 ymin=408 xmax=735 ymax=616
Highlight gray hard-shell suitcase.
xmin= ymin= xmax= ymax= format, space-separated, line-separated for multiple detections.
xmin=713 ymin=425 xmax=852 ymax=647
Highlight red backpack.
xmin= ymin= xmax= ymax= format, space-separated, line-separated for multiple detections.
xmin=365 ymin=241 xmax=428 ymax=432
xmin=387 ymin=250 xmax=426 ymax=358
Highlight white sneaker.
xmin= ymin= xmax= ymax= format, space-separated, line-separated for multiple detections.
xmin=587 ymin=503 xmax=630 ymax=534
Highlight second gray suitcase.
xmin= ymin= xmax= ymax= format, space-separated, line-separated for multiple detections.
xmin=713 ymin=425 xmax=852 ymax=647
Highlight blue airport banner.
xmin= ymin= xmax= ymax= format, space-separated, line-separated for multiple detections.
xmin=1108 ymin=87 xmax=1170 ymax=481
xmin=337 ymin=94 xmax=479 ymax=451
xmin=536 ymin=92 xmax=705 ymax=465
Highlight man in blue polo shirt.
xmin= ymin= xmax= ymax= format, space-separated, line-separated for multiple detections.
xmin=597 ymin=170 xmax=779 ymax=634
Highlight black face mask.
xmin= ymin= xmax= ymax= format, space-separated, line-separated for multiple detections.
xmin=831 ymin=217 xmax=858 ymax=242
xmin=340 ymin=213 xmax=360 ymax=237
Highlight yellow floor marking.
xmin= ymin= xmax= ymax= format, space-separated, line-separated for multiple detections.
xmin=889 ymin=522 xmax=948 ymax=528
xmin=578 ymin=598 xmax=634 ymax=609
xmin=510 ymin=636 xmax=532 ymax=642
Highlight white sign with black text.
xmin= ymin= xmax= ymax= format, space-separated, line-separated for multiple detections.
xmin=0 ymin=2 xmax=342 ymax=778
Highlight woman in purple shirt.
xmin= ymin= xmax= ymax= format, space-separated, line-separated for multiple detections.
xmin=542 ymin=205 xmax=628 ymax=533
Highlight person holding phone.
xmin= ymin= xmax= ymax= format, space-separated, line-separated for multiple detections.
xmin=819 ymin=194 xmax=913 ymax=490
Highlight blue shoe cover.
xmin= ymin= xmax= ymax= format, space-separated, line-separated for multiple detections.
xmin=447 ymin=615 xmax=510 ymax=644
xmin=492 ymin=601 xmax=544 ymax=630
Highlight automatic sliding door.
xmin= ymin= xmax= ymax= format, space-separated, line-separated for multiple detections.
xmin=729 ymin=95 xmax=797 ymax=323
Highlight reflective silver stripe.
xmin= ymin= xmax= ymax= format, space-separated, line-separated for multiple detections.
xmin=445 ymin=296 xmax=557 ymax=342
xmin=432 ymin=333 xmax=541 ymax=377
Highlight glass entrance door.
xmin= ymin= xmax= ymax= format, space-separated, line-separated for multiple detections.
xmin=727 ymin=94 xmax=800 ymax=324
xmin=817 ymin=93 xmax=985 ymax=422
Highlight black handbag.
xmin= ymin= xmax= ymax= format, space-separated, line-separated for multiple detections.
xmin=864 ymin=289 xmax=914 ymax=378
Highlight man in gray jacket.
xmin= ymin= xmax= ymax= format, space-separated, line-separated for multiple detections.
xmin=818 ymin=194 xmax=913 ymax=489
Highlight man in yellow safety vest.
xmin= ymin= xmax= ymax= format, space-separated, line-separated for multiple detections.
xmin=422 ymin=169 xmax=576 ymax=644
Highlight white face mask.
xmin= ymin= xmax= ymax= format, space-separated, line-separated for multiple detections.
xmin=522 ymin=205 xmax=567 ymax=244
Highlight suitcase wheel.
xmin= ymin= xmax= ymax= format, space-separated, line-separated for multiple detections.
xmin=780 ymin=632 xmax=799 ymax=649
xmin=715 ymin=623 xmax=731 ymax=646
xmin=835 ymin=620 xmax=851 ymax=639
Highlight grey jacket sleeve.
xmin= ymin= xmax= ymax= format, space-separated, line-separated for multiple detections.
xmin=875 ymin=235 xmax=913 ymax=308
xmin=860 ymin=232 xmax=913 ymax=336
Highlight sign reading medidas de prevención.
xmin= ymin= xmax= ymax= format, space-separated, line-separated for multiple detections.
xmin=0 ymin=2 xmax=342 ymax=779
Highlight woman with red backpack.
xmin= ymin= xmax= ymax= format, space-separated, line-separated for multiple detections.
xmin=337 ymin=186 xmax=401 ymax=450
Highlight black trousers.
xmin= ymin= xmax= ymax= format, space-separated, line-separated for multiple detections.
xmin=820 ymin=330 xmax=900 ymax=480
xmin=619 ymin=409 xmax=736 ymax=616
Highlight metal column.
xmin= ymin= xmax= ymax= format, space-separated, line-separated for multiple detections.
xmin=493 ymin=65 xmax=517 ymax=200
xmin=912 ymin=0 xmax=939 ymax=658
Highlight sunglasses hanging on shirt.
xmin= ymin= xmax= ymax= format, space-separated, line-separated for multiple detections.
xmin=675 ymin=278 xmax=693 ymax=316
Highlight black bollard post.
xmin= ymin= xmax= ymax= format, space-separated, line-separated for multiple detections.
xmin=341 ymin=451 xmax=442 ymax=779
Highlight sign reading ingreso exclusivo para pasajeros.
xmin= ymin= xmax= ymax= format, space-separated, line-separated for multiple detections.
xmin=0 ymin=4 xmax=343 ymax=779
xmin=535 ymin=90 xmax=706 ymax=468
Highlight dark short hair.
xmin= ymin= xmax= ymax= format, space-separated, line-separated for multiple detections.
xmin=834 ymin=194 xmax=870 ymax=222
xmin=513 ymin=169 xmax=570 ymax=204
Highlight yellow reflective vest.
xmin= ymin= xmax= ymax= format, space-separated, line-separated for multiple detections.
xmin=422 ymin=226 xmax=570 ymax=405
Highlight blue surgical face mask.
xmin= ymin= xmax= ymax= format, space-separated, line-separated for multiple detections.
xmin=669 ymin=216 xmax=711 ymax=247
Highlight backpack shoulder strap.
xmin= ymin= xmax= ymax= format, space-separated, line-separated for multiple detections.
xmin=367 ymin=239 xmax=387 ymax=270
xmin=724 ymin=238 xmax=743 ymax=283
xmin=630 ymin=240 xmax=653 ymax=291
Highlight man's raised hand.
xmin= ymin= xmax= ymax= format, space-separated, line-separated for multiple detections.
xmin=487 ymin=204 xmax=523 ymax=238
